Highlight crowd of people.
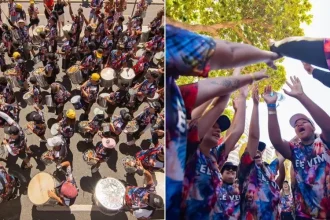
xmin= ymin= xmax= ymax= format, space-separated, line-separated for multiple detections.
xmin=167 ymin=24 xmax=330 ymax=220
xmin=0 ymin=0 xmax=164 ymax=219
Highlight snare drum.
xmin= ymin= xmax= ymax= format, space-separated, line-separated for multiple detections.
xmin=153 ymin=51 xmax=164 ymax=66
xmin=122 ymin=155 xmax=137 ymax=174
xmin=94 ymin=178 xmax=126 ymax=216
xmin=28 ymin=172 xmax=59 ymax=206
xmin=136 ymin=48 xmax=145 ymax=58
xmin=83 ymin=149 xmax=98 ymax=166
xmin=67 ymin=65 xmax=83 ymax=84
xmin=78 ymin=121 xmax=89 ymax=134
xmin=32 ymin=25 xmax=46 ymax=42
xmin=97 ymin=93 xmax=110 ymax=108
xmin=141 ymin=26 xmax=149 ymax=43
xmin=70 ymin=95 xmax=83 ymax=110
xmin=40 ymin=150 xmax=54 ymax=166
xmin=4 ymin=69 xmax=19 ymax=89
xmin=45 ymin=95 xmax=55 ymax=108
xmin=147 ymin=92 xmax=160 ymax=102
xmin=32 ymin=67 xmax=48 ymax=88
xmin=62 ymin=24 xmax=72 ymax=39
xmin=119 ymin=68 xmax=135 ymax=87
xmin=155 ymin=171 xmax=165 ymax=201
xmin=23 ymin=93 xmax=34 ymax=105
xmin=100 ymin=68 xmax=115 ymax=88
xmin=51 ymin=123 xmax=59 ymax=136
xmin=124 ymin=120 xmax=139 ymax=134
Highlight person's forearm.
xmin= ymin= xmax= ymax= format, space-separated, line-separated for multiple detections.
xmin=195 ymin=75 xmax=254 ymax=107
xmin=197 ymin=95 xmax=230 ymax=140
xmin=297 ymin=93 xmax=330 ymax=133
xmin=209 ymin=41 xmax=277 ymax=70
xmin=276 ymin=154 xmax=286 ymax=188
xmin=191 ymin=99 xmax=213 ymax=120
xmin=247 ymin=103 xmax=259 ymax=157
xmin=312 ymin=68 xmax=330 ymax=88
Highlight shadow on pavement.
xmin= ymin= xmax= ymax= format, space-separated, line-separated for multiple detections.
xmin=47 ymin=118 xmax=58 ymax=129
xmin=77 ymin=140 xmax=93 ymax=152
xmin=140 ymin=139 xmax=151 ymax=150
xmin=90 ymin=210 xmax=128 ymax=220
xmin=60 ymin=76 xmax=72 ymax=91
xmin=7 ymin=163 xmax=31 ymax=196
xmin=31 ymin=206 xmax=76 ymax=220
xmin=118 ymin=143 xmax=140 ymax=156
xmin=15 ymin=91 xmax=27 ymax=109
xmin=79 ymin=172 xmax=102 ymax=194
xmin=0 ymin=195 xmax=22 ymax=220
xmin=125 ymin=173 xmax=137 ymax=186
xmin=106 ymin=148 xmax=118 ymax=172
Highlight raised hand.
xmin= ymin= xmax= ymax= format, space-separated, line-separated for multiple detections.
xmin=232 ymin=67 xmax=243 ymax=76
xmin=239 ymin=84 xmax=249 ymax=98
xmin=283 ymin=76 xmax=304 ymax=98
xmin=262 ymin=85 xmax=277 ymax=104
xmin=302 ymin=62 xmax=314 ymax=75
xmin=252 ymin=85 xmax=259 ymax=105
xmin=252 ymin=69 xmax=269 ymax=81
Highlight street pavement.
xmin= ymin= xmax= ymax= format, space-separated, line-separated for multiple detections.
xmin=0 ymin=2 xmax=164 ymax=220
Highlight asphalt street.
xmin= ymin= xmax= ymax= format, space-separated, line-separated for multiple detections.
xmin=0 ymin=2 xmax=164 ymax=220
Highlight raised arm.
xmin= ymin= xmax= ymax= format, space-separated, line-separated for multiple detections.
xmin=275 ymin=151 xmax=286 ymax=189
xmin=263 ymin=85 xmax=291 ymax=159
xmin=191 ymin=99 xmax=213 ymax=120
xmin=284 ymin=76 xmax=330 ymax=142
xmin=302 ymin=62 xmax=330 ymax=88
xmin=245 ymin=86 xmax=260 ymax=158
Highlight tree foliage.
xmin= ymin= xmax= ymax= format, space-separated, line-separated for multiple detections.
xmin=168 ymin=0 xmax=313 ymax=93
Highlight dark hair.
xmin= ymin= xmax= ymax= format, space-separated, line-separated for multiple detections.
xmin=67 ymin=31 xmax=73 ymax=38
xmin=118 ymin=16 xmax=125 ymax=22
xmin=39 ymin=32 xmax=46 ymax=39
xmin=47 ymin=53 xmax=57 ymax=61
xmin=9 ymin=126 xmax=19 ymax=135
xmin=97 ymin=48 xmax=103 ymax=54
xmin=66 ymin=117 xmax=75 ymax=125
xmin=2 ymin=24 xmax=9 ymax=30
xmin=0 ymin=77 xmax=8 ymax=86
xmin=85 ymin=26 xmax=93 ymax=32
xmin=145 ymin=51 xmax=152 ymax=57
xmin=29 ymin=76 xmax=37 ymax=84
xmin=150 ymin=72 xmax=159 ymax=79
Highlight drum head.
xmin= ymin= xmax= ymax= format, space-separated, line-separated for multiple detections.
xmin=155 ymin=172 xmax=165 ymax=200
xmin=41 ymin=151 xmax=53 ymax=166
xmin=101 ymin=68 xmax=115 ymax=80
xmin=83 ymin=149 xmax=98 ymax=165
xmin=71 ymin=95 xmax=81 ymax=103
xmin=23 ymin=93 xmax=31 ymax=100
xmin=67 ymin=65 xmax=79 ymax=74
xmin=122 ymin=156 xmax=137 ymax=174
xmin=126 ymin=121 xmax=139 ymax=133
xmin=51 ymin=123 xmax=59 ymax=136
xmin=99 ymin=93 xmax=110 ymax=99
xmin=0 ymin=144 xmax=8 ymax=159
xmin=95 ymin=178 xmax=126 ymax=210
xmin=120 ymin=68 xmax=135 ymax=80
xmin=28 ymin=172 xmax=55 ymax=205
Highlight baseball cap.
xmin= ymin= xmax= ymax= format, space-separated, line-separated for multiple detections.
xmin=148 ymin=193 xmax=164 ymax=209
xmin=289 ymin=113 xmax=314 ymax=128
xmin=258 ymin=141 xmax=266 ymax=152
xmin=216 ymin=115 xmax=231 ymax=132
xmin=220 ymin=161 xmax=238 ymax=173
xmin=47 ymin=136 xmax=64 ymax=147
xmin=8 ymin=126 xmax=19 ymax=135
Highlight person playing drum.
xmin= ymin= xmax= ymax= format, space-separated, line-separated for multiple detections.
xmin=124 ymin=168 xmax=164 ymax=219
xmin=15 ymin=4 xmax=27 ymax=22
xmin=151 ymin=112 xmax=164 ymax=140
xmin=84 ymin=110 xmax=104 ymax=142
xmin=93 ymin=13 xmax=106 ymax=48
xmin=148 ymin=9 xmax=163 ymax=40
xmin=93 ymin=48 xmax=103 ymax=73
xmin=58 ymin=109 xmax=75 ymax=145
xmin=110 ymin=109 xmax=132 ymax=136
xmin=0 ymin=77 xmax=15 ymax=104
xmin=80 ymin=73 xmax=100 ymax=117
xmin=79 ymin=26 xmax=93 ymax=59
xmin=132 ymin=72 xmax=158 ymax=109
xmin=57 ymin=31 xmax=74 ymax=71
xmin=27 ymin=0 xmax=39 ymax=30
xmin=45 ymin=17 xmax=58 ymax=53
xmin=54 ymin=0 xmax=68 ymax=37
xmin=0 ymin=165 xmax=20 ymax=203
xmin=50 ymin=82 xmax=71 ymax=121
xmin=132 ymin=50 xmax=152 ymax=83
xmin=80 ymin=42 xmax=97 ymax=80
xmin=8 ymin=52 xmax=29 ymax=91
xmin=105 ymin=84 xmax=130 ymax=116
xmin=104 ymin=0 xmax=114 ymax=16
xmin=122 ymin=30 xmax=140 ymax=53
xmin=29 ymin=76 xmax=43 ymax=108
xmin=136 ymin=135 xmax=164 ymax=172
xmin=105 ymin=44 xmax=127 ymax=71
xmin=45 ymin=53 xmax=60 ymax=85
xmin=89 ymin=0 xmax=103 ymax=24
xmin=26 ymin=111 xmax=46 ymax=141
xmin=1 ymin=24 xmax=13 ymax=57
xmin=104 ymin=9 xmax=115 ymax=30
xmin=48 ymin=161 xmax=78 ymax=206
xmin=145 ymin=26 xmax=164 ymax=53
xmin=113 ymin=16 xmax=125 ymax=46
xmin=114 ymin=0 xmax=126 ymax=21
xmin=36 ymin=32 xmax=50 ymax=67
xmin=0 ymin=102 xmax=20 ymax=126
xmin=89 ymin=132 xmax=115 ymax=173
xmin=3 ymin=125 xmax=32 ymax=169
xmin=100 ymin=30 xmax=114 ymax=65
xmin=44 ymin=136 xmax=68 ymax=164
xmin=68 ymin=3 xmax=82 ymax=47
xmin=8 ymin=0 xmax=18 ymax=23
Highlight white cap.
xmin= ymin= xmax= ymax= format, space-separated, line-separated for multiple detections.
xmin=47 ymin=136 xmax=64 ymax=147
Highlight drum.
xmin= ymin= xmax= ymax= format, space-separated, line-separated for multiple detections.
xmin=45 ymin=95 xmax=55 ymax=108
xmin=155 ymin=171 xmax=165 ymax=201
xmin=67 ymin=65 xmax=83 ymax=84
xmin=127 ymin=88 xmax=137 ymax=107
xmin=40 ymin=150 xmax=54 ymax=166
xmin=83 ymin=149 xmax=98 ymax=166
xmin=51 ymin=123 xmax=59 ymax=136
xmin=0 ymin=144 xmax=9 ymax=160
xmin=62 ymin=24 xmax=72 ymax=39
xmin=32 ymin=67 xmax=48 ymax=88
xmin=78 ymin=121 xmax=89 ymax=134
xmin=102 ymin=123 xmax=110 ymax=133
xmin=153 ymin=51 xmax=164 ymax=66
xmin=141 ymin=26 xmax=149 ymax=43
xmin=70 ymin=95 xmax=83 ymax=110
xmin=4 ymin=69 xmax=20 ymax=89
xmin=23 ymin=93 xmax=34 ymax=105
xmin=136 ymin=48 xmax=145 ymax=58
xmin=124 ymin=120 xmax=139 ymax=134
xmin=28 ymin=172 xmax=58 ymax=206
xmin=147 ymin=92 xmax=160 ymax=102
xmin=32 ymin=25 xmax=46 ymax=42
xmin=100 ymin=68 xmax=115 ymax=88
xmin=122 ymin=156 xmax=137 ymax=174
xmin=97 ymin=93 xmax=110 ymax=108
xmin=119 ymin=68 xmax=135 ymax=87
xmin=94 ymin=178 xmax=126 ymax=216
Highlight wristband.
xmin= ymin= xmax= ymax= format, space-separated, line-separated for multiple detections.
xmin=269 ymin=111 xmax=277 ymax=115
xmin=267 ymin=103 xmax=276 ymax=109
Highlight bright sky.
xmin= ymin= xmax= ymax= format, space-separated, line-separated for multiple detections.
xmin=246 ymin=0 xmax=330 ymax=149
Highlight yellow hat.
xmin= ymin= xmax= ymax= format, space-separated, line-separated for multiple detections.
xmin=30 ymin=0 xmax=35 ymax=4
xmin=66 ymin=109 xmax=76 ymax=119
xmin=16 ymin=3 xmax=22 ymax=10
xmin=96 ymin=51 xmax=103 ymax=59
xmin=91 ymin=73 xmax=100 ymax=81
xmin=13 ymin=52 xmax=21 ymax=59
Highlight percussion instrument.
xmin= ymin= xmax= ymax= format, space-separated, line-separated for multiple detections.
xmin=4 ymin=69 xmax=20 ymax=89
xmin=122 ymin=155 xmax=137 ymax=174
xmin=0 ymin=143 xmax=9 ymax=160
xmin=78 ymin=121 xmax=89 ymax=134
xmin=62 ymin=24 xmax=72 ymax=39
xmin=28 ymin=172 xmax=59 ymax=206
xmin=32 ymin=25 xmax=46 ymax=42
xmin=67 ymin=65 xmax=83 ymax=84
xmin=45 ymin=95 xmax=55 ymax=108
xmin=40 ymin=150 xmax=54 ymax=166
xmin=140 ymin=26 xmax=149 ymax=43
xmin=155 ymin=171 xmax=165 ymax=201
xmin=119 ymin=68 xmax=135 ymax=87
xmin=147 ymin=92 xmax=160 ymax=102
xmin=32 ymin=67 xmax=48 ymax=88
xmin=70 ymin=95 xmax=83 ymax=110
xmin=153 ymin=51 xmax=164 ymax=66
xmin=33 ymin=55 xmax=41 ymax=64
xmin=51 ymin=123 xmax=59 ymax=136
xmin=136 ymin=48 xmax=145 ymax=58
xmin=94 ymin=177 xmax=126 ymax=216
xmin=83 ymin=149 xmax=98 ymax=166
xmin=23 ymin=92 xmax=34 ymax=105
xmin=102 ymin=123 xmax=110 ymax=133
xmin=100 ymin=68 xmax=115 ymax=88
xmin=97 ymin=93 xmax=110 ymax=108
xmin=124 ymin=120 xmax=139 ymax=134
xmin=127 ymin=88 xmax=137 ymax=107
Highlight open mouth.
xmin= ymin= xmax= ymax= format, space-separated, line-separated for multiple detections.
xmin=298 ymin=127 xmax=305 ymax=133
xmin=254 ymin=155 xmax=261 ymax=160
xmin=212 ymin=132 xmax=220 ymax=139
